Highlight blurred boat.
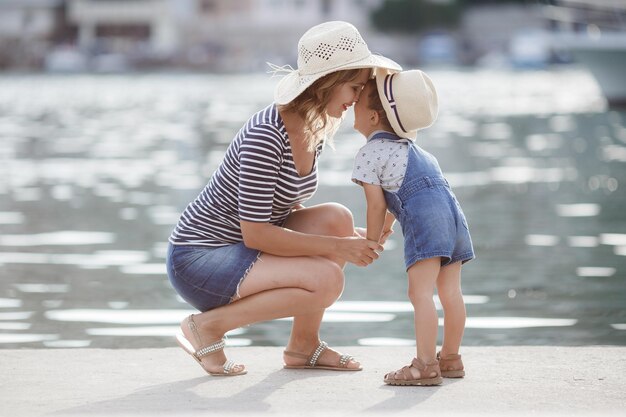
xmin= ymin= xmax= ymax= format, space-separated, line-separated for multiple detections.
xmin=510 ymin=29 xmax=551 ymax=69
xmin=45 ymin=49 xmax=130 ymax=74
xmin=558 ymin=31 xmax=626 ymax=105
xmin=545 ymin=0 xmax=626 ymax=105
xmin=44 ymin=46 xmax=88 ymax=73
xmin=417 ymin=31 xmax=459 ymax=66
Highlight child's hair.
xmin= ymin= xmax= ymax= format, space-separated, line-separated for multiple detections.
xmin=278 ymin=68 xmax=368 ymax=151
xmin=365 ymin=78 xmax=393 ymax=131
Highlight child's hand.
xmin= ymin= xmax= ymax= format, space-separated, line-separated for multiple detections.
xmin=379 ymin=228 xmax=394 ymax=245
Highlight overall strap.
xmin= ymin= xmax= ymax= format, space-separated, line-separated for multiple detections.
xmin=369 ymin=131 xmax=410 ymax=143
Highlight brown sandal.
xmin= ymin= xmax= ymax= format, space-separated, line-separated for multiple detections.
xmin=283 ymin=341 xmax=362 ymax=371
xmin=384 ymin=357 xmax=443 ymax=386
xmin=176 ymin=314 xmax=246 ymax=377
xmin=437 ymin=351 xmax=465 ymax=378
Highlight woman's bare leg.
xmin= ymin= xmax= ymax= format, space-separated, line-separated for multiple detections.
xmin=182 ymin=253 xmax=343 ymax=373
xmin=181 ymin=203 xmax=358 ymax=373
xmin=436 ymin=261 xmax=465 ymax=357
xmin=280 ymin=203 xmax=356 ymax=366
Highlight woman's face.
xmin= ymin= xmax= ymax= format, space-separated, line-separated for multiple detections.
xmin=353 ymin=81 xmax=374 ymax=137
xmin=326 ymin=69 xmax=371 ymax=118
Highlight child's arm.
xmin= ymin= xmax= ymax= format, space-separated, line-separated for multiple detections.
xmin=362 ymin=182 xmax=388 ymax=243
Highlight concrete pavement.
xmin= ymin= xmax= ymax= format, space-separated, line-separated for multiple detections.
xmin=2 ymin=346 xmax=625 ymax=416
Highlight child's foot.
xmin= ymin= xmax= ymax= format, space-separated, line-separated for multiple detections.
xmin=179 ymin=314 xmax=246 ymax=376
xmin=384 ymin=357 xmax=442 ymax=386
xmin=437 ymin=351 xmax=465 ymax=378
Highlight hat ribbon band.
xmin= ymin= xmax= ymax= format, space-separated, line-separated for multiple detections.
xmin=384 ymin=74 xmax=408 ymax=134
xmin=266 ymin=62 xmax=297 ymax=78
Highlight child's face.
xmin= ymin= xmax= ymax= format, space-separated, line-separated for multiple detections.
xmin=353 ymin=81 xmax=375 ymax=137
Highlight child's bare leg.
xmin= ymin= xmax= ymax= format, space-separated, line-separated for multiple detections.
xmin=384 ymin=257 xmax=442 ymax=384
xmin=436 ymin=261 xmax=465 ymax=356
xmin=407 ymin=257 xmax=441 ymax=362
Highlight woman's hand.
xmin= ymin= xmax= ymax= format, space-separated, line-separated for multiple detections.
xmin=354 ymin=226 xmax=393 ymax=246
xmin=336 ymin=236 xmax=383 ymax=267
xmin=353 ymin=227 xmax=367 ymax=239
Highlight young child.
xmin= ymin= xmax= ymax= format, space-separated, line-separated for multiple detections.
xmin=352 ymin=69 xmax=474 ymax=386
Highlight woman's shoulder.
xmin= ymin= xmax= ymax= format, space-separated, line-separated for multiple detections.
xmin=246 ymin=103 xmax=282 ymax=128
xmin=237 ymin=104 xmax=288 ymax=156
xmin=243 ymin=104 xmax=286 ymax=138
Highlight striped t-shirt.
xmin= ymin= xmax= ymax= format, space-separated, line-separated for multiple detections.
xmin=169 ymin=103 xmax=323 ymax=247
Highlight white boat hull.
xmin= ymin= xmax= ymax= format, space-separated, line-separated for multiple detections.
xmin=570 ymin=46 xmax=626 ymax=104
xmin=555 ymin=33 xmax=626 ymax=105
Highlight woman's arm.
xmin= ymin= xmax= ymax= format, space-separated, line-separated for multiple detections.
xmin=240 ymin=221 xmax=382 ymax=267
xmin=362 ymin=183 xmax=388 ymax=243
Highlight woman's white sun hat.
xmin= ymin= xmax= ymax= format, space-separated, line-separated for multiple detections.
xmin=271 ymin=21 xmax=402 ymax=105
xmin=375 ymin=68 xmax=439 ymax=140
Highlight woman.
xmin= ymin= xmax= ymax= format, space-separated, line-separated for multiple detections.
xmin=166 ymin=21 xmax=401 ymax=376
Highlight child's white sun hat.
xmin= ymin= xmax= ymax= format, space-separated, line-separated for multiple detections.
xmin=271 ymin=21 xmax=402 ymax=105
xmin=375 ymin=68 xmax=439 ymax=140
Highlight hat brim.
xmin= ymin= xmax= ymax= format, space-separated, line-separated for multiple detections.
xmin=375 ymin=68 xmax=417 ymax=140
xmin=274 ymin=54 xmax=402 ymax=105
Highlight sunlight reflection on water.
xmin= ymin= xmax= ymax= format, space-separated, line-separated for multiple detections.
xmin=0 ymin=70 xmax=625 ymax=348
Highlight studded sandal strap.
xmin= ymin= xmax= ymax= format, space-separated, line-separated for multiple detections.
xmin=338 ymin=354 xmax=354 ymax=368
xmin=307 ymin=341 xmax=328 ymax=367
xmin=194 ymin=338 xmax=226 ymax=359
xmin=222 ymin=360 xmax=236 ymax=374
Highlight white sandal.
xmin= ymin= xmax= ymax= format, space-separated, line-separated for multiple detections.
xmin=283 ymin=341 xmax=362 ymax=371
xmin=176 ymin=314 xmax=246 ymax=376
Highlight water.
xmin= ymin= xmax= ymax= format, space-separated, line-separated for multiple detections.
xmin=0 ymin=69 xmax=625 ymax=348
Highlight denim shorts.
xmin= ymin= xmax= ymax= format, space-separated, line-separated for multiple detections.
xmin=166 ymin=242 xmax=261 ymax=312
xmin=384 ymin=176 xmax=475 ymax=270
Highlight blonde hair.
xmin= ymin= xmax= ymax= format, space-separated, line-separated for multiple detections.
xmin=278 ymin=68 xmax=369 ymax=151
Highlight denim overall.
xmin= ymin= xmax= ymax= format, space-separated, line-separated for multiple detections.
xmin=370 ymin=131 xmax=475 ymax=269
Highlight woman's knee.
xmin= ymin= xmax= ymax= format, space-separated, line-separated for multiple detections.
xmin=311 ymin=260 xmax=345 ymax=306
xmin=318 ymin=203 xmax=354 ymax=237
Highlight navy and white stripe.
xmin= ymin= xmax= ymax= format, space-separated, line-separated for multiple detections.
xmin=383 ymin=73 xmax=408 ymax=134
xmin=169 ymin=103 xmax=322 ymax=247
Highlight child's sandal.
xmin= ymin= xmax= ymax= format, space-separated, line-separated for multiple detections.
xmin=383 ymin=357 xmax=442 ymax=386
xmin=437 ymin=351 xmax=465 ymax=378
